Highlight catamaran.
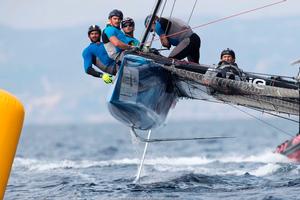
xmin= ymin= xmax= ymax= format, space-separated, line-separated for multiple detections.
xmin=106 ymin=0 xmax=300 ymax=181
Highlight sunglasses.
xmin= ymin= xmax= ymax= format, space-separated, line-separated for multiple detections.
xmin=122 ymin=24 xmax=134 ymax=28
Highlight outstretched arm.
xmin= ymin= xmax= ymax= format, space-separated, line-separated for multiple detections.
xmin=159 ymin=34 xmax=171 ymax=49
xmin=109 ymin=36 xmax=132 ymax=50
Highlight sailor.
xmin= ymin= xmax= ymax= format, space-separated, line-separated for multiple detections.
xmin=82 ymin=25 xmax=115 ymax=84
xmin=218 ymin=48 xmax=238 ymax=67
xmin=217 ymin=48 xmax=242 ymax=79
xmin=102 ymin=9 xmax=135 ymax=62
xmin=144 ymin=15 xmax=201 ymax=64
xmin=121 ymin=17 xmax=140 ymax=46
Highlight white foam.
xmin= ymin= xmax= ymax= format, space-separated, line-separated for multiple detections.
xmin=14 ymin=156 xmax=211 ymax=171
xmin=14 ymin=157 xmax=140 ymax=171
xmin=13 ymin=150 xmax=292 ymax=176
xmin=250 ymin=163 xmax=281 ymax=176
xmin=217 ymin=149 xmax=291 ymax=164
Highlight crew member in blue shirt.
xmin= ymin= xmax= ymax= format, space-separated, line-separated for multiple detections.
xmin=121 ymin=17 xmax=140 ymax=46
xmin=102 ymin=9 xmax=134 ymax=61
xmin=82 ymin=25 xmax=115 ymax=84
xmin=145 ymin=15 xmax=201 ymax=64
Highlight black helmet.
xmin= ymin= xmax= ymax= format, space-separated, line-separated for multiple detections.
xmin=220 ymin=48 xmax=235 ymax=59
xmin=108 ymin=9 xmax=123 ymax=20
xmin=121 ymin=17 xmax=135 ymax=28
xmin=88 ymin=25 xmax=101 ymax=35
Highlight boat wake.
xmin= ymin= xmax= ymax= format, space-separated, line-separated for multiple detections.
xmin=14 ymin=149 xmax=293 ymax=176
xmin=9 ymin=151 xmax=300 ymax=199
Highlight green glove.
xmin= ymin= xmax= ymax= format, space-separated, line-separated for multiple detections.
xmin=102 ymin=73 xmax=113 ymax=84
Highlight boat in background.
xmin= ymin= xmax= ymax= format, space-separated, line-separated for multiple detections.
xmin=275 ymin=134 xmax=300 ymax=161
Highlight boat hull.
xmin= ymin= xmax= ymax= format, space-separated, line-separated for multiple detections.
xmin=276 ymin=135 xmax=300 ymax=161
xmin=107 ymin=54 xmax=176 ymax=130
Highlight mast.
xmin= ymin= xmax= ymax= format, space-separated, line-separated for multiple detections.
xmin=139 ymin=0 xmax=163 ymax=49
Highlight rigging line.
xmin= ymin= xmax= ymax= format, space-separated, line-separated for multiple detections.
xmin=228 ymin=104 xmax=294 ymax=137
xmin=249 ymin=107 xmax=299 ymax=123
xmin=178 ymin=74 xmax=298 ymax=114
xmin=187 ymin=0 xmax=198 ymax=25
xmin=243 ymin=92 xmax=299 ymax=108
xmin=173 ymin=67 xmax=298 ymax=107
xmin=230 ymin=92 xmax=299 ymax=113
xmin=167 ymin=0 xmax=177 ymax=33
xmin=180 ymin=78 xmax=298 ymax=122
xmin=199 ymin=96 xmax=298 ymax=123
xmin=179 ymin=83 xmax=298 ymax=123
xmin=149 ymin=0 xmax=287 ymax=44
xmin=159 ymin=0 xmax=168 ymax=18
xmin=157 ymin=0 xmax=168 ymax=49
xmin=244 ymin=71 xmax=295 ymax=80
xmin=160 ymin=0 xmax=177 ymax=49
xmin=171 ymin=64 xmax=298 ymax=112
xmin=164 ymin=0 xmax=177 ymax=41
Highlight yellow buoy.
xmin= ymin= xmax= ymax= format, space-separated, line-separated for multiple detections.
xmin=0 ymin=89 xmax=25 ymax=200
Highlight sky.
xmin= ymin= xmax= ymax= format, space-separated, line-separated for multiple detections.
xmin=0 ymin=0 xmax=299 ymax=125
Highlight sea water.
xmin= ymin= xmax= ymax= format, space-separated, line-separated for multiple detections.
xmin=5 ymin=119 xmax=300 ymax=200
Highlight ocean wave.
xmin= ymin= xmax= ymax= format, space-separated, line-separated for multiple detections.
xmin=14 ymin=150 xmax=292 ymax=175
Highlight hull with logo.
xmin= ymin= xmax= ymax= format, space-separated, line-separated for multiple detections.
xmin=107 ymin=53 xmax=176 ymax=130
xmin=107 ymin=51 xmax=299 ymax=130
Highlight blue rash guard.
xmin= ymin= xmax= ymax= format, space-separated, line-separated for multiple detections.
xmin=155 ymin=21 xmax=179 ymax=46
xmin=154 ymin=18 xmax=193 ymax=47
xmin=125 ymin=35 xmax=140 ymax=46
xmin=82 ymin=42 xmax=115 ymax=76
xmin=102 ymin=25 xmax=132 ymax=60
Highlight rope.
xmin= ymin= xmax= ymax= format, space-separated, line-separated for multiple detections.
xmin=165 ymin=0 xmax=177 ymax=35
xmin=175 ymin=77 xmax=297 ymax=137
xmin=229 ymin=104 xmax=294 ymax=137
xmin=160 ymin=0 xmax=177 ymax=49
xmin=176 ymin=74 xmax=297 ymax=137
xmin=249 ymin=107 xmax=299 ymax=123
xmin=145 ymin=0 xmax=287 ymax=45
xmin=159 ymin=0 xmax=168 ymax=18
xmin=177 ymin=78 xmax=296 ymax=137
xmin=187 ymin=0 xmax=198 ymax=24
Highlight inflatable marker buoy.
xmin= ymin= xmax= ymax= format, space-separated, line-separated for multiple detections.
xmin=0 ymin=89 xmax=24 ymax=200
